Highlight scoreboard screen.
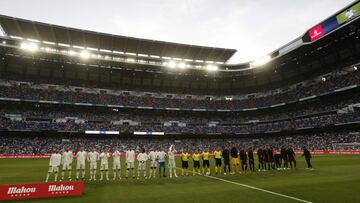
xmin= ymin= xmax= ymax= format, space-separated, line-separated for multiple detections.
xmin=304 ymin=2 xmax=360 ymax=42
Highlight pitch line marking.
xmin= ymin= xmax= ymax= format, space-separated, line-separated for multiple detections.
xmin=175 ymin=167 xmax=312 ymax=203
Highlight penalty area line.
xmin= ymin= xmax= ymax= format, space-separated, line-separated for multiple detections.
xmin=175 ymin=167 xmax=312 ymax=203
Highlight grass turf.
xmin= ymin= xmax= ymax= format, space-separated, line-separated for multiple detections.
xmin=0 ymin=155 xmax=360 ymax=203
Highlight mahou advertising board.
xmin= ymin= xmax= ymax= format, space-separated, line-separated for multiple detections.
xmin=0 ymin=181 xmax=84 ymax=200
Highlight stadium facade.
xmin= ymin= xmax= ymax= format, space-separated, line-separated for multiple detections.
xmin=0 ymin=1 xmax=359 ymax=144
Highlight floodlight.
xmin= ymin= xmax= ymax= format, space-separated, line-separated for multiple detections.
xmin=251 ymin=55 xmax=271 ymax=67
xmin=206 ymin=64 xmax=218 ymax=71
xmin=178 ymin=62 xmax=186 ymax=69
xmin=20 ymin=42 xmax=39 ymax=52
xmin=79 ymin=50 xmax=90 ymax=59
xmin=2 ymin=41 xmax=6 ymax=44
xmin=354 ymin=66 xmax=358 ymax=71
xmin=126 ymin=58 xmax=135 ymax=63
xmin=167 ymin=61 xmax=177 ymax=69
xmin=68 ymin=50 xmax=77 ymax=56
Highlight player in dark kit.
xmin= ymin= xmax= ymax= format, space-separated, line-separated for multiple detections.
xmin=263 ymin=146 xmax=269 ymax=170
xmin=274 ymin=153 xmax=282 ymax=169
xmin=230 ymin=144 xmax=239 ymax=174
xmin=257 ymin=147 xmax=264 ymax=171
xmin=302 ymin=147 xmax=313 ymax=169
xmin=280 ymin=146 xmax=288 ymax=169
xmin=247 ymin=147 xmax=255 ymax=172
xmin=222 ymin=146 xmax=231 ymax=175
xmin=267 ymin=147 xmax=275 ymax=170
xmin=239 ymin=145 xmax=247 ymax=173
xmin=287 ymin=147 xmax=296 ymax=168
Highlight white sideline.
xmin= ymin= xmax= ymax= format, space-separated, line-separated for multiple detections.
xmin=175 ymin=167 xmax=312 ymax=203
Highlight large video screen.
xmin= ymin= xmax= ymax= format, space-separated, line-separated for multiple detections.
xmin=305 ymin=2 xmax=360 ymax=42
xmin=336 ymin=2 xmax=360 ymax=25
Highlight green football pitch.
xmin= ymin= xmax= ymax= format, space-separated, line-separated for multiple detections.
xmin=1 ymin=155 xmax=360 ymax=203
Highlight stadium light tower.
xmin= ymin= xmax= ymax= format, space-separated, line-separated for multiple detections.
xmin=20 ymin=42 xmax=39 ymax=52
xmin=79 ymin=50 xmax=90 ymax=59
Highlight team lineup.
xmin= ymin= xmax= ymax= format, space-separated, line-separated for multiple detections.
xmin=45 ymin=144 xmax=313 ymax=182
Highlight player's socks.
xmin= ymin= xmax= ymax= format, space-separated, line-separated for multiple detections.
xmin=106 ymin=171 xmax=109 ymax=180
xmin=181 ymin=169 xmax=184 ymax=176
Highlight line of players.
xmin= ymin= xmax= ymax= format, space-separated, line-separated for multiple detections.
xmin=45 ymin=144 xmax=313 ymax=182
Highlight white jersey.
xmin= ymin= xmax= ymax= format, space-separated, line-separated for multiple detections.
xmin=168 ymin=150 xmax=176 ymax=160
xmin=76 ymin=151 xmax=87 ymax=164
xmin=148 ymin=151 xmax=158 ymax=161
xmin=88 ymin=151 xmax=99 ymax=163
xmin=49 ymin=153 xmax=62 ymax=167
xmin=126 ymin=150 xmax=135 ymax=163
xmin=100 ymin=152 xmax=110 ymax=164
xmin=62 ymin=151 xmax=73 ymax=164
xmin=137 ymin=153 xmax=148 ymax=162
xmin=113 ymin=150 xmax=121 ymax=163
xmin=157 ymin=151 xmax=166 ymax=162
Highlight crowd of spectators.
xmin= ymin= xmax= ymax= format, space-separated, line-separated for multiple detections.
xmin=0 ymin=68 xmax=359 ymax=110
xmin=0 ymin=132 xmax=359 ymax=155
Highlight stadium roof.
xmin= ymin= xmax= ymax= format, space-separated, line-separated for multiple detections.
xmin=0 ymin=15 xmax=236 ymax=63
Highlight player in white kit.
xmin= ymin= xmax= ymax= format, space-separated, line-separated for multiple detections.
xmin=168 ymin=145 xmax=178 ymax=178
xmin=125 ymin=145 xmax=135 ymax=179
xmin=100 ymin=148 xmax=110 ymax=181
xmin=76 ymin=147 xmax=87 ymax=180
xmin=137 ymin=147 xmax=148 ymax=179
xmin=61 ymin=147 xmax=73 ymax=181
xmin=113 ymin=149 xmax=121 ymax=180
xmin=148 ymin=149 xmax=158 ymax=178
xmin=88 ymin=148 xmax=99 ymax=181
xmin=45 ymin=149 xmax=62 ymax=182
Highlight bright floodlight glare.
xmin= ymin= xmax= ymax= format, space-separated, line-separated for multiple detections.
xmin=68 ymin=50 xmax=77 ymax=56
xmin=126 ymin=58 xmax=135 ymax=63
xmin=206 ymin=64 xmax=218 ymax=71
xmin=251 ymin=55 xmax=271 ymax=67
xmin=79 ymin=50 xmax=90 ymax=59
xmin=167 ymin=61 xmax=177 ymax=69
xmin=20 ymin=42 xmax=39 ymax=52
xmin=354 ymin=66 xmax=358 ymax=70
xmin=178 ymin=62 xmax=186 ymax=69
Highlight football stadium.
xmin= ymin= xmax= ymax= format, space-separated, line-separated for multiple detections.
xmin=1 ymin=1 xmax=360 ymax=203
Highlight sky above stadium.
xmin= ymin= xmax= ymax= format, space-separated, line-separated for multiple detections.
xmin=0 ymin=0 xmax=355 ymax=63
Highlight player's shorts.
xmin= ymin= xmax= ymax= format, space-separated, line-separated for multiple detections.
xmin=241 ymin=159 xmax=247 ymax=164
xmin=258 ymin=157 xmax=264 ymax=163
xmin=182 ymin=161 xmax=189 ymax=168
xmin=100 ymin=163 xmax=109 ymax=170
xmin=231 ymin=158 xmax=239 ymax=165
xmin=126 ymin=162 xmax=135 ymax=169
xmin=150 ymin=160 xmax=157 ymax=168
xmin=48 ymin=166 xmax=59 ymax=173
xmin=90 ymin=162 xmax=97 ymax=170
xmin=193 ymin=161 xmax=200 ymax=168
xmin=62 ymin=163 xmax=72 ymax=170
xmin=113 ymin=161 xmax=121 ymax=170
xmin=248 ymin=158 xmax=254 ymax=164
xmin=203 ymin=160 xmax=210 ymax=167
xmin=158 ymin=161 xmax=165 ymax=168
xmin=224 ymin=159 xmax=230 ymax=165
xmin=215 ymin=158 xmax=222 ymax=166
xmin=76 ymin=162 xmax=85 ymax=170
xmin=138 ymin=161 xmax=146 ymax=170
xmin=168 ymin=159 xmax=176 ymax=168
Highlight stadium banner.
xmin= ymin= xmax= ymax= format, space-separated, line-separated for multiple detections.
xmin=0 ymin=181 xmax=84 ymax=200
xmin=308 ymin=24 xmax=324 ymax=42
xmin=336 ymin=2 xmax=360 ymax=25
